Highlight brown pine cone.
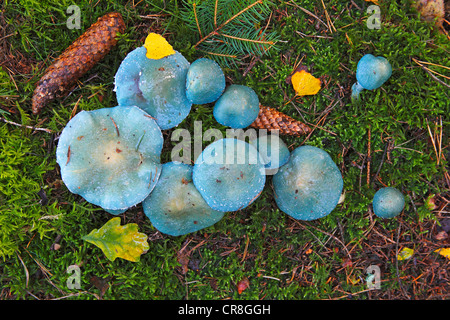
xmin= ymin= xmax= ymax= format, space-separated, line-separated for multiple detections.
xmin=250 ymin=105 xmax=311 ymax=136
xmin=32 ymin=12 xmax=126 ymax=114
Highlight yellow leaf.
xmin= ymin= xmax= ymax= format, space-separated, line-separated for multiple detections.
xmin=144 ymin=33 xmax=175 ymax=60
xmin=82 ymin=217 xmax=149 ymax=262
xmin=397 ymin=247 xmax=414 ymax=261
xmin=291 ymin=70 xmax=321 ymax=96
xmin=435 ymin=248 xmax=450 ymax=260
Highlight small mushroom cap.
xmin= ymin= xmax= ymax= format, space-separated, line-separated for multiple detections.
xmin=356 ymin=54 xmax=392 ymax=90
xmin=273 ymin=145 xmax=343 ymax=221
xmin=56 ymin=106 xmax=163 ymax=212
xmin=213 ymin=85 xmax=260 ymax=129
xmin=143 ymin=162 xmax=225 ymax=236
xmin=114 ymin=46 xmax=192 ymax=130
xmin=249 ymin=134 xmax=290 ymax=173
xmin=186 ymin=58 xmax=226 ymax=104
xmin=193 ymin=138 xmax=266 ymax=212
xmin=372 ymin=187 xmax=405 ymax=219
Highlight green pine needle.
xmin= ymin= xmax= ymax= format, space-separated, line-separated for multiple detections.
xmin=180 ymin=0 xmax=279 ymax=67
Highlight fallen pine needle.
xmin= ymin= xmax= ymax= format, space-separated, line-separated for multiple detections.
xmin=0 ymin=117 xmax=53 ymax=133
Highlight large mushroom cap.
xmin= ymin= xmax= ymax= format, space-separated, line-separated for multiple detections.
xmin=213 ymin=85 xmax=260 ymax=129
xmin=143 ymin=162 xmax=225 ymax=236
xmin=249 ymin=134 xmax=290 ymax=173
xmin=355 ymin=54 xmax=392 ymax=90
xmin=273 ymin=145 xmax=343 ymax=221
xmin=193 ymin=138 xmax=266 ymax=212
xmin=114 ymin=46 xmax=192 ymax=130
xmin=56 ymin=105 xmax=163 ymax=212
xmin=186 ymin=58 xmax=226 ymax=105
xmin=372 ymin=187 xmax=405 ymax=219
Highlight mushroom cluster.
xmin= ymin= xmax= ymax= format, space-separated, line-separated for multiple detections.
xmin=57 ymin=32 xmax=401 ymax=238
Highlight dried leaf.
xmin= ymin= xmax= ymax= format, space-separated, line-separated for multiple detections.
xmin=82 ymin=217 xmax=149 ymax=262
xmin=397 ymin=247 xmax=414 ymax=261
xmin=435 ymin=248 xmax=450 ymax=260
xmin=237 ymin=277 xmax=250 ymax=294
xmin=144 ymin=33 xmax=175 ymax=60
xmin=291 ymin=70 xmax=321 ymax=96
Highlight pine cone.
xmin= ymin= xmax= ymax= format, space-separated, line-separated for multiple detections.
xmin=250 ymin=105 xmax=311 ymax=136
xmin=32 ymin=12 xmax=126 ymax=114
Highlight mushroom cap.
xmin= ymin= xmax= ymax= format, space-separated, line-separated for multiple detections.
xmin=372 ymin=187 xmax=405 ymax=219
xmin=56 ymin=105 xmax=163 ymax=212
xmin=193 ymin=138 xmax=266 ymax=212
xmin=186 ymin=58 xmax=226 ymax=104
xmin=273 ymin=145 xmax=343 ymax=221
xmin=213 ymin=84 xmax=260 ymax=129
xmin=356 ymin=54 xmax=392 ymax=90
xmin=142 ymin=162 xmax=225 ymax=236
xmin=249 ymin=134 xmax=290 ymax=173
xmin=114 ymin=46 xmax=192 ymax=130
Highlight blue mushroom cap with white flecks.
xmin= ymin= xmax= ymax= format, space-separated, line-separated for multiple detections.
xmin=143 ymin=162 xmax=225 ymax=236
xmin=193 ymin=138 xmax=266 ymax=212
xmin=372 ymin=187 xmax=405 ymax=219
xmin=351 ymin=54 xmax=392 ymax=101
xmin=186 ymin=58 xmax=226 ymax=105
xmin=273 ymin=145 xmax=343 ymax=221
xmin=114 ymin=46 xmax=192 ymax=130
xmin=56 ymin=105 xmax=163 ymax=213
xmin=213 ymin=85 xmax=260 ymax=129
xmin=250 ymin=134 xmax=290 ymax=174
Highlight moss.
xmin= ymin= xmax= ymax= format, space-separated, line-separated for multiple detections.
xmin=1 ymin=0 xmax=449 ymax=300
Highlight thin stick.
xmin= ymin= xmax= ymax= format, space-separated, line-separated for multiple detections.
xmin=110 ymin=117 xmax=120 ymax=137
xmin=220 ymin=33 xmax=274 ymax=45
xmin=194 ymin=0 xmax=263 ymax=48
xmin=367 ymin=125 xmax=371 ymax=186
xmin=66 ymin=146 xmax=71 ymax=166
xmin=214 ymin=0 xmax=219 ymax=28
xmin=426 ymin=119 xmax=439 ymax=165
xmin=320 ymin=0 xmax=336 ymax=33
xmin=192 ymin=3 xmax=203 ymax=39
xmin=0 ymin=117 xmax=52 ymax=133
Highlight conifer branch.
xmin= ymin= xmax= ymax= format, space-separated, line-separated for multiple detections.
xmin=194 ymin=0 xmax=263 ymax=48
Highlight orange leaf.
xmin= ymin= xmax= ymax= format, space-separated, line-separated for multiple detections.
xmin=237 ymin=277 xmax=250 ymax=294
xmin=291 ymin=70 xmax=321 ymax=96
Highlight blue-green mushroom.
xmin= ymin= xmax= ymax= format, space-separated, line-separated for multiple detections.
xmin=273 ymin=145 xmax=343 ymax=221
xmin=213 ymin=85 xmax=260 ymax=129
xmin=143 ymin=162 xmax=225 ymax=236
xmin=114 ymin=46 xmax=192 ymax=130
xmin=372 ymin=187 xmax=405 ymax=218
xmin=249 ymin=134 xmax=290 ymax=174
xmin=56 ymin=105 xmax=163 ymax=213
xmin=186 ymin=58 xmax=226 ymax=105
xmin=193 ymin=138 xmax=266 ymax=212
xmin=351 ymin=54 xmax=392 ymax=101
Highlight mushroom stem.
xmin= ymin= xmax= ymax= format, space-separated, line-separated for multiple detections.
xmin=350 ymin=81 xmax=365 ymax=102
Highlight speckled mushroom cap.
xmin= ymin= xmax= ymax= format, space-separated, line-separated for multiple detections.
xmin=193 ymin=138 xmax=266 ymax=212
xmin=56 ymin=105 xmax=163 ymax=212
xmin=249 ymin=134 xmax=290 ymax=173
xmin=186 ymin=58 xmax=226 ymax=105
xmin=142 ymin=162 xmax=225 ymax=236
xmin=372 ymin=187 xmax=405 ymax=219
xmin=114 ymin=46 xmax=192 ymax=130
xmin=355 ymin=54 xmax=392 ymax=90
xmin=273 ymin=145 xmax=343 ymax=221
xmin=213 ymin=84 xmax=260 ymax=129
